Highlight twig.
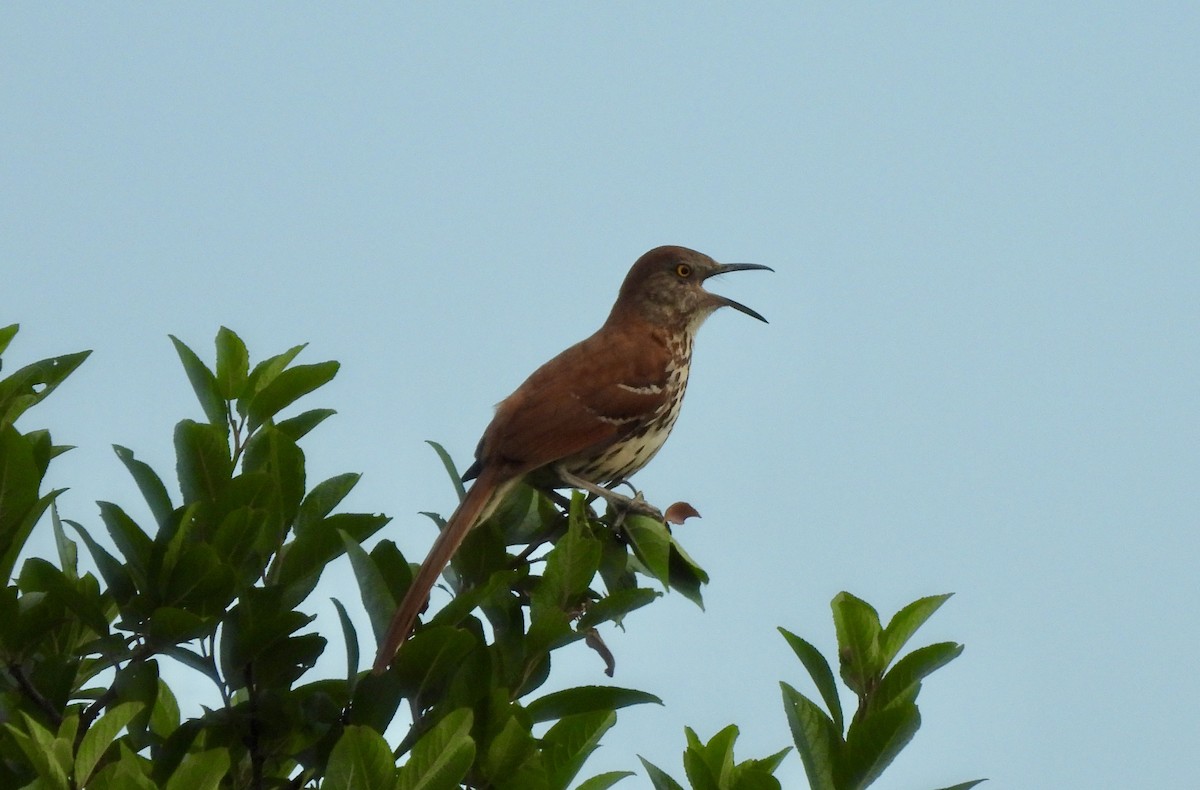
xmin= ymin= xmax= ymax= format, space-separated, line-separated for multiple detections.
xmin=6 ymin=663 xmax=63 ymax=728
xmin=75 ymin=682 xmax=121 ymax=751
xmin=245 ymin=663 xmax=264 ymax=790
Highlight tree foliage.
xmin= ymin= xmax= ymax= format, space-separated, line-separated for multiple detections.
xmin=0 ymin=325 xmax=980 ymax=788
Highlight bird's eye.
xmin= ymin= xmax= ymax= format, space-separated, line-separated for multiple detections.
xmin=675 ymin=263 xmax=692 ymax=278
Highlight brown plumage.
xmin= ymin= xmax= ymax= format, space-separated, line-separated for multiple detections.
xmin=372 ymin=245 xmax=770 ymax=674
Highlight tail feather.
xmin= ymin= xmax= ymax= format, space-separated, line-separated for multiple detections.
xmin=372 ymin=465 xmax=515 ymax=674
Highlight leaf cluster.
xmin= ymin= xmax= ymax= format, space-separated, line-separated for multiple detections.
xmin=0 ymin=327 xmax=702 ymax=789
xmin=0 ymin=325 xmax=399 ymax=787
xmin=779 ymin=593 xmax=984 ymax=790
xmin=0 ymin=324 xmax=979 ymax=789
xmin=347 ymin=462 xmax=708 ymax=787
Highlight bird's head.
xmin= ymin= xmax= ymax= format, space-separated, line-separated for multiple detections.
xmin=610 ymin=245 xmax=772 ymax=330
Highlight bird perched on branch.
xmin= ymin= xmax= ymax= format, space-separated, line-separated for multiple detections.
xmin=373 ymin=245 xmax=770 ymax=674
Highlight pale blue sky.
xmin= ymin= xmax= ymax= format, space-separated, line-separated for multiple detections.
xmin=4 ymin=4 xmax=1198 ymax=787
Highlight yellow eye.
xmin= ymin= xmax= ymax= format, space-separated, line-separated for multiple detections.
xmin=675 ymin=263 xmax=692 ymax=278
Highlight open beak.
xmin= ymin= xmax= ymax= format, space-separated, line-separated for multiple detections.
xmin=702 ymin=263 xmax=774 ymax=323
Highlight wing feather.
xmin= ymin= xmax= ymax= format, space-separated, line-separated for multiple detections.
xmin=477 ymin=323 xmax=671 ymax=475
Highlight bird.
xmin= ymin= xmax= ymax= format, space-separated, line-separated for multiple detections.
xmin=372 ymin=245 xmax=770 ymax=674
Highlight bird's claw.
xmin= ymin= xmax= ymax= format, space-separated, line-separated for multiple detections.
xmin=624 ymin=491 xmax=664 ymax=521
xmin=607 ymin=490 xmax=665 ymax=535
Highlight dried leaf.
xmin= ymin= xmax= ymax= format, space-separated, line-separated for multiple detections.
xmin=664 ymin=501 xmax=701 ymax=525
xmin=584 ymin=628 xmax=616 ymax=677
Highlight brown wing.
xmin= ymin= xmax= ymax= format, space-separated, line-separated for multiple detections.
xmin=477 ymin=322 xmax=671 ymax=476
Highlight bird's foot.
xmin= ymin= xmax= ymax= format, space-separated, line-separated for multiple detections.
xmin=602 ymin=491 xmax=665 ymax=538
xmin=553 ymin=465 xmax=664 ymax=523
xmin=619 ymin=490 xmax=664 ymax=522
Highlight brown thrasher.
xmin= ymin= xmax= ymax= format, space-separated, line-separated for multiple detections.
xmin=372 ymin=245 xmax=770 ymax=673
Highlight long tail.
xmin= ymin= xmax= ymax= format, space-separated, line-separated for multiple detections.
xmin=372 ymin=464 xmax=515 ymax=674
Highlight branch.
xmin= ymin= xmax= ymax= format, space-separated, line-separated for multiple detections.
xmin=75 ymin=682 xmax=120 ymax=751
xmin=245 ymin=663 xmax=264 ymax=790
xmin=5 ymin=663 xmax=63 ymax=728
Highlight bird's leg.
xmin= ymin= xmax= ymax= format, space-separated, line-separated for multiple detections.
xmin=553 ymin=465 xmax=664 ymax=522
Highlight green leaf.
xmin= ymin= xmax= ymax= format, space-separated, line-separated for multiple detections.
xmin=97 ymin=501 xmax=153 ymax=589
xmin=779 ymin=627 xmax=843 ymax=732
xmin=86 ymin=742 xmax=157 ymax=790
xmin=638 ymin=757 xmax=686 ymax=790
xmin=622 ymin=514 xmax=671 ymax=588
xmin=666 ymin=536 xmax=708 ymax=609
xmin=152 ymin=502 xmax=191 ymax=591
xmin=219 ymin=589 xmax=323 ymax=689
xmin=426 ymin=440 xmax=467 ymax=502
xmin=526 ymin=686 xmax=662 ymax=724
xmin=933 ymin=781 xmax=988 ymax=790
xmin=297 ymin=472 xmax=361 ymax=534
xmin=347 ymin=665 xmax=407 ymax=732
xmin=547 ymin=710 xmax=619 ymax=782
xmin=744 ymin=744 xmax=792 ymax=773
xmin=781 ymin=682 xmax=839 ymax=790
xmin=489 ymin=483 xmax=546 ymax=545
xmin=241 ymin=426 xmax=306 ymax=525
xmin=110 ymin=660 xmax=160 ymax=746
xmin=25 ymin=426 xmax=56 ymax=477
xmin=241 ymin=342 xmax=307 ymax=411
xmin=842 ymin=702 xmax=921 ymax=789
xmin=70 ymin=521 xmax=137 ymax=607
xmin=11 ymin=485 xmax=63 ymax=574
xmin=332 ymin=597 xmax=361 ymax=682
xmin=147 ymin=718 xmax=203 ymax=787
xmin=576 ymin=587 xmax=659 ymax=630
xmin=275 ymin=407 xmax=338 ymax=441
xmin=576 ymin=772 xmax=635 ymax=790
xmin=542 ymin=710 xmax=618 ymax=789
xmin=0 ymin=323 xmax=18 ymax=356
xmin=873 ymin=641 xmax=964 ymax=712
xmin=246 ymin=360 xmax=339 ymax=431
xmin=214 ymin=327 xmax=249 ymax=400
xmin=75 ymin=701 xmax=144 ymax=786
xmin=342 ymin=532 xmax=398 ymax=645
xmin=169 ymin=335 xmax=226 ymax=426
xmin=0 ymin=349 xmax=91 ymax=428
xmin=274 ymin=512 xmax=390 ymax=600
xmin=324 ymin=725 xmax=397 ymax=790
xmin=160 ymin=646 xmax=222 ymax=689
xmin=149 ymin=679 xmax=181 ymax=738
xmin=50 ymin=503 xmax=78 ymax=577
xmin=483 ymin=710 xmax=537 ymax=782
xmin=0 ymin=424 xmax=40 ymax=581
xmin=523 ymin=603 xmax=577 ymax=660
xmin=728 ymin=764 xmax=783 ymax=790
xmin=161 ymin=544 xmax=237 ymax=615
xmin=147 ymin=607 xmax=212 ymax=644
xmin=162 ymin=748 xmax=231 ymax=790
xmin=880 ymin=593 xmax=953 ymax=669
xmin=174 ymin=420 xmax=233 ymax=504
xmin=682 ymin=725 xmax=735 ymax=790
xmin=18 ymin=557 xmax=110 ymax=636
xmin=113 ymin=445 xmax=174 ymax=527
xmin=395 ymin=708 xmax=475 ymax=790
xmin=831 ymin=592 xmax=883 ymax=696
xmin=215 ymin=469 xmax=278 ymax=514
xmin=738 ymin=746 xmax=791 ymax=781
xmin=211 ymin=506 xmax=275 ymax=586
xmin=369 ymin=539 xmax=412 ymax=605
xmin=536 ymin=496 xmax=602 ymax=609
xmin=6 ymin=712 xmax=71 ymax=790
xmin=390 ymin=626 xmax=477 ymax=704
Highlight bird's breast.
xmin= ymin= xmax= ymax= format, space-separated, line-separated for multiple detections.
xmin=564 ymin=338 xmax=693 ymax=484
